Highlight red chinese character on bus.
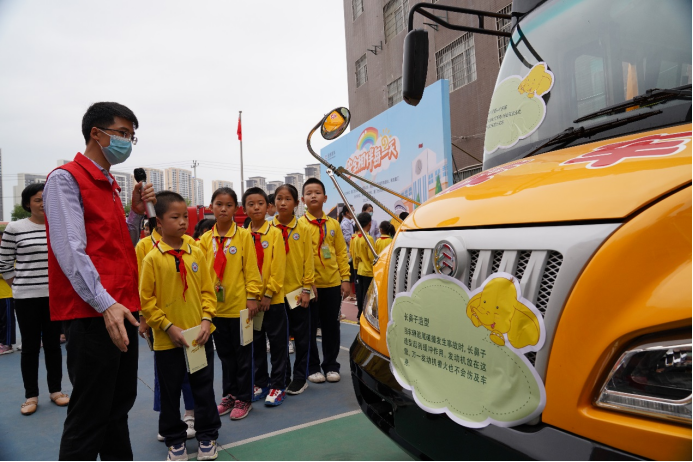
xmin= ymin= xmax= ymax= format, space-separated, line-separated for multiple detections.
xmin=560 ymin=131 xmax=692 ymax=169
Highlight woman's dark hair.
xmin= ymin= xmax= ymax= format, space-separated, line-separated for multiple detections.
xmin=193 ymin=218 xmax=216 ymax=239
xmin=21 ymin=183 xmax=45 ymax=213
xmin=81 ymin=102 xmax=138 ymax=144
xmin=399 ymin=211 xmax=409 ymax=220
xmin=211 ymin=187 xmax=238 ymax=206
xmin=338 ymin=211 xmax=344 ymax=223
xmin=275 ymin=184 xmax=299 ymax=203
xmin=242 ymin=187 xmax=268 ymax=208
xmin=379 ymin=220 xmax=395 ymax=237
xmin=362 ymin=203 xmax=373 ymax=212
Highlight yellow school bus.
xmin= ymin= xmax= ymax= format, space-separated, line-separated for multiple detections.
xmin=349 ymin=1 xmax=691 ymax=459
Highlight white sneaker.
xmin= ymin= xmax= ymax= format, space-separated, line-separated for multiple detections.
xmin=266 ymin=337 xmax=270 ymax=353
xmin=308 ymin=372 xmax=326 ymax=383
xmin=326 ymin=371 xmax=341 ymax=382
xmin=288 ymin=340 xmax=295 ymax=354
xmin=316 ymin=328 xmax=322 ymax=337
xmin=183 ymin=415 xmax=195 ymax=439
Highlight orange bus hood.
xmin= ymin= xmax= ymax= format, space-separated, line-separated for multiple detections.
xmin=405 ymin=125 xmax=692 ymax=230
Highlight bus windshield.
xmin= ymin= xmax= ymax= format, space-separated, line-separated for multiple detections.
xmin=483 ymin=0 xmax=692 ymax=169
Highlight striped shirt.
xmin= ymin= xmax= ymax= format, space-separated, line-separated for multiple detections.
xmin=0 ymin=218 xmax=49 ymax=299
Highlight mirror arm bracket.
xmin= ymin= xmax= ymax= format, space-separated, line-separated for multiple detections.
xmin=408 ymin=3 xmax=511 ymax=38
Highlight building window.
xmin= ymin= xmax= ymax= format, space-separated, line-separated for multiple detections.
xmin=352 ymin=0 xmax=364 ymax=20
xmin=383 ymin=0 xmax=409 ymax=43
xmin=435 ymin=33 xmax=477 ymax=92
xmin=387 ymin=77 xmax=403 ymax=107
xmin=355 ymin=54 xmax=368 ymax=88
xmin=459 ymin=164 xmax=482 ymax=180
xmin=496 ymin=4 xmax=512 ymax=67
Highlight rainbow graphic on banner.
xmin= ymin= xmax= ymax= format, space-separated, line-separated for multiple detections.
xmin=356 ymin=127 xmax=378 ymax=151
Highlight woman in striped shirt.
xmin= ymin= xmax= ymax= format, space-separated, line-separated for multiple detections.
xmin=0 ymin=183 xmax=68 ymax=415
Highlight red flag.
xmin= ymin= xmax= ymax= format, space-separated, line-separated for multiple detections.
xmin=237 ymin=117 xmax=242 ymax=141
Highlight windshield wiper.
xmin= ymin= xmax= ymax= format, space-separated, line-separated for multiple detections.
xmin=523 ymin=110 xmax=663 ymax=159
xmin=574 ymin=84 xmax=691 ymax=123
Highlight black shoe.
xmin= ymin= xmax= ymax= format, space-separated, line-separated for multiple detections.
xmin=286 ymin=379 xmax=308 ymax=395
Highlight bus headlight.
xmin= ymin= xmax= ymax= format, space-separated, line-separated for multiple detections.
xmin=595 ymin=339 xmax=691 ymax=424
xmin=363 ymin=281 xmax=379 ymax=331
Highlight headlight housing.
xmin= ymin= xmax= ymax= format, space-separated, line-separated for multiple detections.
xmin=363 ymin=280 xmax=379 ymax=331
xmin=595 ymin=339 xmax=691 ymax=424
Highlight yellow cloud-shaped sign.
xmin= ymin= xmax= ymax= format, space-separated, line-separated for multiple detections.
xmin=387 ymin=273 xmax=546 ymax=428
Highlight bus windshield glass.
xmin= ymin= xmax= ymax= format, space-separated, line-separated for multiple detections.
xmin=483 ymin=0 xmax=692 ymax=169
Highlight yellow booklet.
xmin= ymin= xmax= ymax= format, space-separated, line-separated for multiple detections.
xmin=240 ymin=309 xmax=254 ymax=346
xmin=253 ymin=311 xmax=264 ymax=332
xmin=182 ymin=325 xmax=207 ymax=374
xmin=286 ymin=287 xmax=315 ymax=309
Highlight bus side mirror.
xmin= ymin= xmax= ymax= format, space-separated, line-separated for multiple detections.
xmin=321 ymin=107 xmax=351 ymax=140
xmin=402 ymin=29 xmax=429 ymax=106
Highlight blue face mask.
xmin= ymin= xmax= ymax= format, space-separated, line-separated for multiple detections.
xmin=97 ymin=129 xmax=132 ymax=165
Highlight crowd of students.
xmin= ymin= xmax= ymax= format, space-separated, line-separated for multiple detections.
xmin=132 ymin=178 xmax=395 ymax=460
xmin=0 ymin=144 xmax=399 ymax=461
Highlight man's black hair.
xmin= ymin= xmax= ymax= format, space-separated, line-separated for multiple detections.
xmin=267 ymin=193 xmax=275 ymax=205
xmin=211 ymin=187 xmax=238 ymax=206
xmin=154 ymin=191 xmax=186 ymax=218
xmin=302 ymin=177 xmax=325 ymax=195
xmin=362 ymin=203 xmax=373 ymax=212
xmin=21 ymin=183 xmax=45 ymax=212
xmin=82 ymin=102 xmax=139 ymax=145
xmin=399 ymin=211 xmax=409 ymax=220
xmin=357 ymin=212 xmax=372 ymax=228
xmin=242 ymin=187 xmax=268 ymax=208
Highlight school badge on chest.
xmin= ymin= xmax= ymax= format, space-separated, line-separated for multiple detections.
xmin=330 ymin=229 xmax=335 ymax=237
xmin=191 ymin=262 xmax=199 ymax=272
xmin=262 ymin=241 xmax=269 ymax=249
xmin=293 ymin=233 xmax=300 ymax=240
xmin=228 ymin=246 xmax=237 ymax=255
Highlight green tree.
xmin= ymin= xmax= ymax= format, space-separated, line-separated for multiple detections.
xmin=435 ymin=175 xmax=443 ymax=194
xmin=11 ymin=204 xmax=30 ymax=221
xmin=415 ymin=192 xmax=421 ymax=208
xmin=123 ymin=201 xmax=131 ymax=215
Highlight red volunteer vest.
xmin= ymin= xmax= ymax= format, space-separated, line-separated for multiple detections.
xmin=46 ymin=153 xmax=140 ymax=321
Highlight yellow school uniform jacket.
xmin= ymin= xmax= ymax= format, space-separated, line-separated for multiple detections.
xmin=352 ymin=233 xmax=375 ymax=278
xmin=249 ymin=221 xmax=286 ymax=305
xmin=135 ymin=229 xmax=197 ymax=276
xmin=375 ymin=236 xmax=393 ymax=255
xmin=299 ymin=211 xmax=350 ymax=288
xmin=271 ymin=216 xmax=315 ymax=294
xmin=198 ymin=223 xmax=262 ymax=318
xmin=0 ymin=278 xmax=12 ymax=299
xmin=139 ymin=240 xmax=216 ymax=351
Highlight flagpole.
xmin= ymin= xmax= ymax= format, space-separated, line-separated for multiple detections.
xmin=239 ymin=110 xmax=244 ymax=194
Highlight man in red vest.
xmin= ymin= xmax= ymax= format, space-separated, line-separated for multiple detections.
xmin=44 ymin=102 xmax=155 ymax=460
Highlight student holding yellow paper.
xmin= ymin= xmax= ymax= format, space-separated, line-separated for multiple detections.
xmin=199 ymin=187 xmax=262 ymax=421
xmin=271 ymin=184 xmax=315 ymax=396
xmin=139 ymin=191 xmax=220 ymax=461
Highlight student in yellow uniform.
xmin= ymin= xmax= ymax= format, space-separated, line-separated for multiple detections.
xmin=242 ymin=187 xmax=288 ymax=407
xmin=199 ymin=187 xmax=262 ymax=421
xmin=0 ymin=278 xmax=15 ymax=354
xmin=139 ymin=191 xmax=220 ymax=461
xmin=375 ymin=221 xmax=395 ymax=255
xmin=271 ymin=184 xmax=315 ymax=395
xmin=299 ymin=178 xmax=351 ymax=384
xmin=351 ymin=213 xmax=376 ymax=322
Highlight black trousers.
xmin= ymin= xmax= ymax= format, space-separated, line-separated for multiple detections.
xmin=0 ymin=297 xmax=16 ymax=345
xmin=156 ymin=342 xmax=220 ymax=447
xmin=59 ymin=317 xmax=138 ymax=461
xmin=213 ymin=317 xmax=253 ymax=402
xmin=14 ymin=297 xmax=63 ymax=399
xmin=253 ymin=303 xmax=288 ymax=390
xmin=355 ymin=275 xmax=373 ymax=321
xmin=285 ymin=299 xmax=311 ymax=383
xmin=308 ymin=286 xmax=342 ymax=375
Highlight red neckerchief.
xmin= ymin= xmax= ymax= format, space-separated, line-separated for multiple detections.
xmin=275 ymin=224 xmax=290 ymax=254
xmin=307 ymin=216 xmax=327 ymax=267
xmin=251 ymin=231 xmax=265 ymax=272
xmin=213 ymin=224 xmax=228 ymax=282
xmin=379 ymin=236 xmax=390 ymax=240
xmin=166 ymin=249 xmax=188 ymax=301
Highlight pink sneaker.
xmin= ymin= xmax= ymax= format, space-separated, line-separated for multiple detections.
xmin=229 ymin=400 xmax=252 ymax=420
xmin=217 ymin=395 xmax=235 ymax=416
xmin=0 ymin=344 xmax=13 ymax=355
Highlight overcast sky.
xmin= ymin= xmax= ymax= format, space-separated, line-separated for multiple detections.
xmin=0 ymin=0 xmax=348 ymax=220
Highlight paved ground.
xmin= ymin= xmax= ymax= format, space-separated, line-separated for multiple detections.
xmin=0 ymin=301 xmax=412 ymax=461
